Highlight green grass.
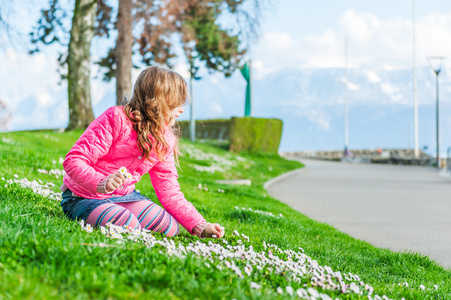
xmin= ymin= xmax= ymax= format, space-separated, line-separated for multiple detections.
xmin=0 ymin=130 xmax=450 ymax=299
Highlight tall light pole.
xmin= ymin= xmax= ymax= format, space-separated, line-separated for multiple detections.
xmin=412 ymin=1 xmax=419 ymax=158
xmin=344 ymin=36 xmax=349 ymax=157
xmin=428 ymin=56 xmax=445 ymax=168
xmin=189 ymin=76 xmax=195 ymax=143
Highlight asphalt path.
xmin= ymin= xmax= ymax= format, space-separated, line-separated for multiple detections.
xmin=266 ymin=158 xmax=451 ymax=269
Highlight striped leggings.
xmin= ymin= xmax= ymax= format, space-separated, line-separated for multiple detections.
xmin=86 ymin=200 xmax=180 ymax=236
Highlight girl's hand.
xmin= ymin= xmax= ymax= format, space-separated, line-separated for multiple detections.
xmin=202 ymin=223 xmax=225 ymax=239
xmin=104 ymin=171 xmax=126 ymax=192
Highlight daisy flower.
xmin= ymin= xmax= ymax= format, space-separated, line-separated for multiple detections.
xmin=250 ymin=282 xmax=261 ymax=289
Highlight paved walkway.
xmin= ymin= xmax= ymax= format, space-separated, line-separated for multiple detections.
xmin=266 ymin=158 xmax=451 ymax=269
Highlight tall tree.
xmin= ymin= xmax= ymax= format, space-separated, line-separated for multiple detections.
xmin=115 ymin=0 xmax=133 ymax=105
xmin=30 ymin=0 xmax=113 ymax=130
xmin=31 ymin=0 xmax=139 ymax=123
xmin=66 ymin=0 xmax=97 ymax=129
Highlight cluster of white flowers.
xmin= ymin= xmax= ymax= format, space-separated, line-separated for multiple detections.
xmin=2 ymin=176 xmax=62 ymax=201
xmin=235 ymin=206 xmax=283 ymax=219
xmin=235 ymin=156 xmax=247 ymax=162
xmin=191 ymin=164 xmax=227 ymax=173
xmin=1 ymin=137 xmax=15 ymax=145
xmin=38 ymin=168 xmax=66 ymax=179
xmin=80 ymin=220 xmax=94 ymax=233
xmin=119 ymin=167 xmax=133 ymax=180
xmin=197 ymin=183 xmax=225 ymax=193
xmin=78 ymin=219 xmax=391 ymax=300
xmin=43 ymin=134 xmax=59 ymax=142
xmin=398 ymin=282 xmax=438 ymax=292
xmin=184 ymin=144 xmax=235 ymax=173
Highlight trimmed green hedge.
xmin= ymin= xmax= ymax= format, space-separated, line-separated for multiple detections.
xmin=178 ymin=119 xmax=230 ymax=140
xmin=229 ymin=117 xmax=283 ymax=154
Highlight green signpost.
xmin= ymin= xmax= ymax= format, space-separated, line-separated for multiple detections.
xmin=240 ymin=61 xmax=252 ymax=117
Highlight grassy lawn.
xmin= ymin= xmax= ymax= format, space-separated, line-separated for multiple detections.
xmin=0 ymin=130 xmax=450 ymax=299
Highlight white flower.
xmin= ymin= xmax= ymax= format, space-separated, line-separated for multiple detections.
xmin=276 ymin=287 xmax=283 ymax=294
xmin=402 ymin=282 xmax=409 ymax=287
xmin=80 ymin=219 xmax=85 ymax=228
xmin=434 ymin=285 xmax=438 ymax=290
xmin=419 ymin=285 xmax=425 ymax=290
xmin=296 ymin=288 xmax=308 ymax=298
xmin=118 ymin=167 xmax=128 ymax=174
xmin=349 ymin=282 xmax=360 ymax=293
xmin=307 ymin=287 xmax=320 ymax=298
xmin=244 ymin=265 xmax=252 ymax=276
xmin=286 ymin=286 xmax=293 ymax=296
xmin=100 ymin=226 xmax=106 ymax=234
xmin=250 ymin=282 xmax=261 ymax=289
xmin=13 ymin=174 xmax=19 ymax=179
xmin=84 ymin=224 xmax=93 ymax=233
xmin=197 ymin=183 xmax=202 ymax=189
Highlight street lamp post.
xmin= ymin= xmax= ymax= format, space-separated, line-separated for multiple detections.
xmin=344 ymin=36 xmax=349 ymax=157
xmin=428 ymin=56 xmax=445 ymax=168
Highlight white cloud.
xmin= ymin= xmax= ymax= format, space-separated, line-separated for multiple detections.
xmin=342 ymin=78 xmax=360 ymax=91
xmin=207 ymin=103 xmax=224 ymax=118
xmin=36 ymin=92 xmax=52 ymax=106
xmin=251 ymin=60 xmax=272 ymax=79
xmin=380 ymin=83 xmax=399 ymax=95
xmin=1 ymin=48 xmax=64 ymax=108
xmin=365 ymin=70 xmax=382 ymax=83
xmin=173 ymin=61 xmax=191 ymax=80
xmin=263 ymin=31 xmax=293 ymax=49
xmin=253 ymin=9 xmax=451 ymax=72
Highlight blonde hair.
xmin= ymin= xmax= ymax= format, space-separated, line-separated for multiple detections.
xmin=123 ymin=66 xmax=188 ymax=162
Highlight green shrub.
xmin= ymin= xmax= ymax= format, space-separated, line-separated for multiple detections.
xmin=229 ymin=117 xmax=283 ymax=154
xmin=178 ymin=119 xmax=230 ymax=140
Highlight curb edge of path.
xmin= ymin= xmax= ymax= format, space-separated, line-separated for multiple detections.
xmin=263 ymin=167 xmax=307 ymax=190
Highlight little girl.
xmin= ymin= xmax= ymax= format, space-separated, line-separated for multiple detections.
xmin=60 ymin=66 xmax=224 ymax=239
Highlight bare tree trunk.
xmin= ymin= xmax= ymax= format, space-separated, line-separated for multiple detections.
xmin=66 ymin=0 xmax=96 ymax=130
xmin=116 ymin=0 xmax=133 ymax=105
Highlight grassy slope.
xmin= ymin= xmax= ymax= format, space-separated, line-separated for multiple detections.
xmin=0 ymin=130 xmax=450 ymax=300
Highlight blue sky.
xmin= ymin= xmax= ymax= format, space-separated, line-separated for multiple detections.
xmin=1 ymin=0 xmax=451 ymax=153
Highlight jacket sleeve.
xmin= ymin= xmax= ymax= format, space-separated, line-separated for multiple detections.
xmin=63 ymin=107 xmax=120 ymax=195
xmin=149 ymin=145 xmax=206 ymax=235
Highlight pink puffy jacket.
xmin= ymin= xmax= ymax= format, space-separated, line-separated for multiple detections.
xmin=62 ymin=106 xmax=205 ymax=234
